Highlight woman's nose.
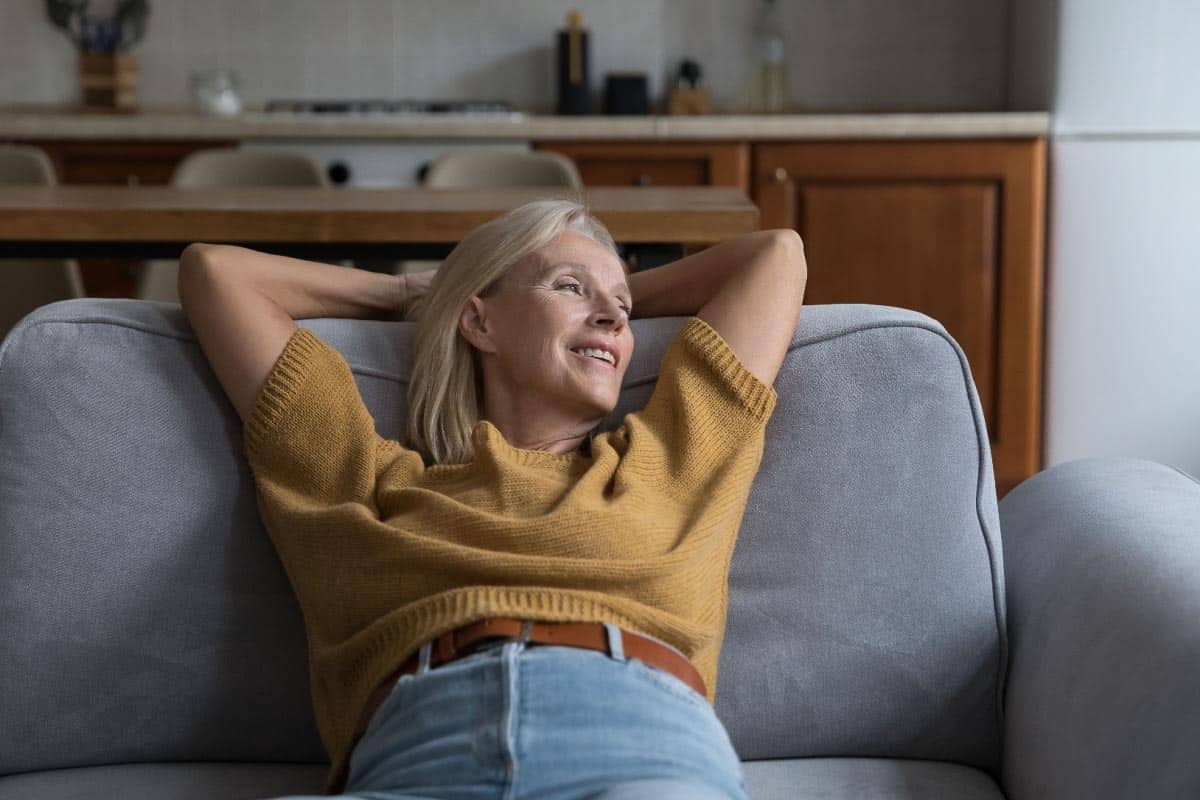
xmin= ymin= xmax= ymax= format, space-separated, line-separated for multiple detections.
xmin=590 ymin=303 xmax=628 ymax=328
xmin=590 ymin=298 xmax=626 ymax=328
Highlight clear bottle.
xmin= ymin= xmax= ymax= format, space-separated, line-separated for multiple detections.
xmin=750 ymin=0 xmax=789 ymax=113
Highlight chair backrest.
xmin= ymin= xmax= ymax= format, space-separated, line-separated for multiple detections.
xmin=0 ymin=299 xmax=1006 ymax=780
xmin=394 ymin=149 xmax=583 ymax=276
xmin=134 ymin=149 xmax=330 ymax=303
xmin=171 ymin=147 xmax=329 ymax=187
xmin=0 ymin=144 xmax=58 ymax=184
xmin=0 ymin=145 xmax=85 ymax=341
xmin=423 ymin=149 xmax=582 ymax=188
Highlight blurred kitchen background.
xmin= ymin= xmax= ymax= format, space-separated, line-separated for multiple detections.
xmin=5 ymin=0 xmax=1022 ymax=113
xmin=2 ymin=0 xmax=1198 ymax=492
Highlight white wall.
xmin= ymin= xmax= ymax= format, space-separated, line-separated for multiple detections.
xmin=1011 ymin=0 xmax=1200 ymax=477
xmin=3 ymin=0 xmax=1009 ymax=113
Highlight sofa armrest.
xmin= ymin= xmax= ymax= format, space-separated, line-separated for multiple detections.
xmin=998 ymin=457 xmax=1200 ymax=800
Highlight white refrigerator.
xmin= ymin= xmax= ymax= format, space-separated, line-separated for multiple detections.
xmin=1013 ymin=0 xmax=1200 ymax=478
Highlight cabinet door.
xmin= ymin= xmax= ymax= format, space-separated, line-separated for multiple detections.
xmin=755 ymin=139 xmax=1046 ymax=497
xmin=535 ymin=142 xmax=749 ymax=193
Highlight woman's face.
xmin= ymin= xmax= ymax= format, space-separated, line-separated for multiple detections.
xmin=460 ymin=230 xmax=634 ymax=421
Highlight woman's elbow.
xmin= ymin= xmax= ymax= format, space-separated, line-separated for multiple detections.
xmin=768 ymin=227 xmax=806 ymax=260
xmin=764 ymin=229 xmax=808 ymax=301
xmin=766 ymin=228 xmax=805 ymax=266
xmin=180 ymin=242 xmax=223 ymax=269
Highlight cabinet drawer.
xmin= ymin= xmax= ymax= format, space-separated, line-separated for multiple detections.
xmin=577 ymin=157 xmax=706 ymax=187
xmin=535 ymin=141 xmax=749 ymax=192
xmin=26 ymin=140 xmax=235 ymax=186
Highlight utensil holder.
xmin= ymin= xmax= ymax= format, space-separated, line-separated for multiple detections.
xmin=667 ymin=87 xmax=712 ymax=115
xmin=79 ymin=51 xmax=138 ymax=112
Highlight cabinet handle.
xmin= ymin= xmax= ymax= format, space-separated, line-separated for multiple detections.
xmin=771 ymin=166 xmax=788 ymax=184
xmin=126 ymin=173 xmax=140 ymax=187
xmin=634 ymin=173 xmax=652 ymax=186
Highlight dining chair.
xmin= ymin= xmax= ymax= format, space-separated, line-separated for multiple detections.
xmin=422 ymin=149 xmax=582 ymax=189
xmin=134 ymin=148 xmax=329 ymax=303
xmin=0 ymin=145 xmax=86 ymax=343
xmin=391 ymin=149 xmax=584 ymax=277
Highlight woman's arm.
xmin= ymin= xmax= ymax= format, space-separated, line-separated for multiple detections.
xmin=627 ymin=230 xmax=802 ymax=320
xmin=628 ymin=229 xmax=807 ymax=387
xmin=178 ymin=243 xmax=421 ymax=423
xmin=186 ymin=244 xmax=407 ymax=321
xmin=198 ymin=232 xmax=793 ymax=323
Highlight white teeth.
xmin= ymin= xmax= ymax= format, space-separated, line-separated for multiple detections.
xmin=571 ymin=347 xmax=615 ymax=365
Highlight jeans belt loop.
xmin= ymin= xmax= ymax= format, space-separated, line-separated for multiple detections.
xmin=602 ymin=622 xmax=626 ymax=661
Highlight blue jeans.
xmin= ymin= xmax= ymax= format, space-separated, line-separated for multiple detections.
xmin=268 ymin=623 xmax=749 ymax=800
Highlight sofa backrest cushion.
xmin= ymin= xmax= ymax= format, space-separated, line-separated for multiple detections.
xmin=0 ymin=299 xmax=1005 ymax=778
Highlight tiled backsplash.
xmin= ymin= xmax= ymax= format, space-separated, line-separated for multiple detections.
xmin=3 ymin=0 xmax=1014 ymax=113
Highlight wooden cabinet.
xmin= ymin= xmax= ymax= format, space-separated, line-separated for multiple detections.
xmin=534 ymin=141 xmax=749 ymax=193
xmin=17 ymin=139 xmax=233 ymax=296
xmin=753 ymin=139 xmax=1046 ymax=497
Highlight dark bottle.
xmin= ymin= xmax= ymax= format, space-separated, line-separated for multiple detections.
xmin=556 ymin=10 xmax=590 ymax=114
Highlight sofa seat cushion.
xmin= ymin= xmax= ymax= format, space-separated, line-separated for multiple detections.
xmin=0 ymin=757 xmax=1004 ymax=799
xmin=743 ymin=757 xmax=1005 ymax=799
xmin=0 ymin=762 xmax=328 ymax=800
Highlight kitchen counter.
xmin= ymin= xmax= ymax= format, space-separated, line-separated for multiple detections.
xmin=0 ymin=106 xmax=1050 ymax=141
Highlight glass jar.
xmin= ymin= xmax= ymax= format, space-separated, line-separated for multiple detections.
xmin=749 ymin=0 xmax=789 ymax=113
xmin=189 ymin=70 xmax=242 ymax=117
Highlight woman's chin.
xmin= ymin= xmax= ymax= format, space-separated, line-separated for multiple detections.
xmin=563 ymin=391 xmax=617 ymax=421
xmin=563 ymin=377 xmax=620 ymax=411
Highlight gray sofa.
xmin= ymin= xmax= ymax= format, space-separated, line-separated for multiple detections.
xmin=1 ymin=298 xmax=1197 ymax=800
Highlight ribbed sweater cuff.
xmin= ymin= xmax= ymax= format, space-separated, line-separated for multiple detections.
xmin=243 ymin=327 xmax=323 ymax=460
xmin=683 ymin=316 xmax=779 ymax=423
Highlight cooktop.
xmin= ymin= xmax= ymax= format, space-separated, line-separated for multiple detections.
xmin=263 ymin=99 xmax=517 ymax=115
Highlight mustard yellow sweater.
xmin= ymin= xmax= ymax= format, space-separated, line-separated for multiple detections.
xmin=243 ymin=316 xmax=777 ymax=795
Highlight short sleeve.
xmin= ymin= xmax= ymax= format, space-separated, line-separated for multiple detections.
xmin=622 ymin=316 xmax=779 ymax=491
xmin=243 ymin=327 xmax=396 ymax=507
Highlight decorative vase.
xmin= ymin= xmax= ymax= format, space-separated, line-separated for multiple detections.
xmin=79 ymin=51 xmax=138 ymax=112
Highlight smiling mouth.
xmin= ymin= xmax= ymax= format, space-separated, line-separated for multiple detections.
xmin=569 ymin=348 xmax=617 ymax=369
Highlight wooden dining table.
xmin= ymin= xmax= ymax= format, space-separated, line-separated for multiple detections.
xmin=0 ymin=186 xmax=760 ymax=262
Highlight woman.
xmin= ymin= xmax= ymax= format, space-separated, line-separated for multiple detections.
xmin=179 ymin=199 xmax=806 ymax=800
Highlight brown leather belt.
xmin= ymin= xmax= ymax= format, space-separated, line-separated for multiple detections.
xmin=353 ymin=618 xmax=706 ymax=738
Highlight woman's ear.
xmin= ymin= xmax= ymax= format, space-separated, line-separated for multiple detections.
xmin=458 ymin=296 xmax=497 ymax=354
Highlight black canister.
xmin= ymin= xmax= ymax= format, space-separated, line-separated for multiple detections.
xmin=556 ymin=10 xmax=590 ymax=115
xmin=604 ymin=73 xmax=648 ymax=115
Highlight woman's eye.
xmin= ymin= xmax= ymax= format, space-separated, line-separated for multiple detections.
xmin=558 ymin=282 xmax=629 ymax=314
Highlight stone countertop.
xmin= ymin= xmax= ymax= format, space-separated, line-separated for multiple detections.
xmin=0 ymin=106 xmax=1050 ymax=141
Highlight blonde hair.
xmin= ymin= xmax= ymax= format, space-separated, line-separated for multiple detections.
xmin=405 ymin=199 xmax=622 ymax=465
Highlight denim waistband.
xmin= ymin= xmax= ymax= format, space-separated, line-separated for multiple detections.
xmin=415 ymin=621 xmax=666 ymax=674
